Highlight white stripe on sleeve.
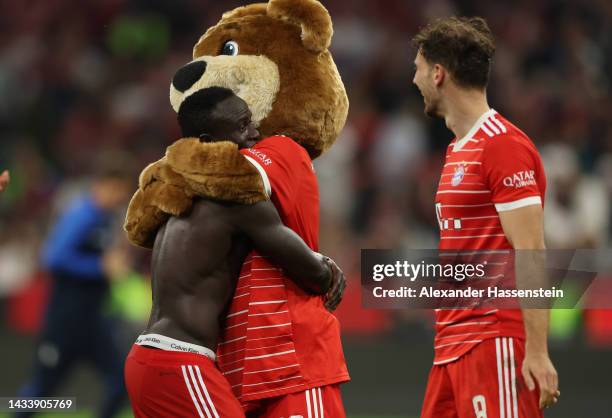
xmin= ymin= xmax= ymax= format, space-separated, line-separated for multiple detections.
xmin=495 ymin=196 xmax=542 ymax=212
xmin=243 ymin=155 xmax=272 ymax=197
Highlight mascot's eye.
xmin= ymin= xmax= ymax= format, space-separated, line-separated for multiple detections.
xmin=221 ymin=40 xmax=239 ymax=56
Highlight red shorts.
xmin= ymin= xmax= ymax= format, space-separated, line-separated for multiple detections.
xmin=421 ymin=337 xmax=542 ymax=418
xmin=125 ymin=344 xmax=244 ymax=418
xmin=245 ymin=384 xmax=345 ymax=418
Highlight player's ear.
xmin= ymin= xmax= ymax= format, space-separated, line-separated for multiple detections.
xmin=432 ymin=64 xmax=445 ymax=87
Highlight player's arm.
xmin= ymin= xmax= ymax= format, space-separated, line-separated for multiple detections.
xmin=230 ymin=200 xmax=342 ymax=299
xmin=0 ymin=170 xmax=9 ymax=192
xmin=499 ymin=205 xmax=559 ymax=409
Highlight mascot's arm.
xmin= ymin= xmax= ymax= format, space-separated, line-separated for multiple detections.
xmin=124 ymin=139 xmax=268 ymax=248
xmin=166 ymin=138 xmax=269 ymax=204
xmin=123 ymin=157 xmax=194 ymax=248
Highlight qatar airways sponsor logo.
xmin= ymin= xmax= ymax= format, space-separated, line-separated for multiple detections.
xmin=247 ymin=148 xmax=272 ymax=165
xmin=503 ymin=170 xmax=536 ymax=188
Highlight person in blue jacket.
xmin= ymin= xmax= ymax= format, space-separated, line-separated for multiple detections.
xmin=16 ymin=159 xmax=133 ymax=418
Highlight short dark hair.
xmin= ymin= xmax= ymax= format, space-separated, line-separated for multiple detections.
xmin=177 ymin=87 xmax=235 ymax=138
xmin=412 ymin=16 xmax=495 ymax=89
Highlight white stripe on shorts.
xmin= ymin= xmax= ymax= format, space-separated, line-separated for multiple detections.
xmin=312 ymin=388 xmax=319 ymax=418
xmin=318 ymin=387 xmax=324 ymax=418
xmin=304 ymin=387 xmax=325 ymax=418
xmin=495 ymin=338 xmax=505 ymax=418
xmin=305 ymin=389 xmax=312 ymax=418
xmin=181 ymin=365 xmax=205 ymax=418
xmin=195 ymin=366 xmax=220 ymax=418
xmin=188 ymin=365 xmax=213 ymax=418
xmin=509 ymin=338 xmax=519 ymax=418
xmin=502 ymin=338 xmax=513 ymax=418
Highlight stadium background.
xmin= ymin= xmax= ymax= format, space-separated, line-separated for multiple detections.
xmin=0 ymin=0 xmax=611 ymax=417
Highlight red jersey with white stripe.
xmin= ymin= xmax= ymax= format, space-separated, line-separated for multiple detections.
xmin=433 ymin=109 xmax=546 ymax=365
xmin=217 ymin=135 xmax=349 ymax=405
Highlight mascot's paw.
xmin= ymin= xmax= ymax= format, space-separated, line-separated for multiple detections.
xmin=124 ymin=139 xmax=268 ymax=248
xmin=124 ymin=188 xmax=170 ymax=248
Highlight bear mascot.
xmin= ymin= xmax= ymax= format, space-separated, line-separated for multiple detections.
xmin=124 ymin=0 xmax=350 ymax=416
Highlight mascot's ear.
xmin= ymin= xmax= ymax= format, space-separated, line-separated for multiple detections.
xmin=267 ymin=0 xmax=332 ymax=53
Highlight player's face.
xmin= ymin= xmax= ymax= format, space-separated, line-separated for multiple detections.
xmin=413 ymin=51 xmax=442 ymax=118
xmin=204 ymin=96 xmax=260 ymax=149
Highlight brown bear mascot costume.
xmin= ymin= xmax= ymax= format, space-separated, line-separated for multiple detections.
xmin=124 ymin=0 xmax=350 ymax=416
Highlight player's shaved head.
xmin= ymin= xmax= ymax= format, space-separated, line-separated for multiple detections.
xmin=178 ymin=87 xmax=235 ymax=137
xmin=177 ymin=86 xmax=259 ymax=149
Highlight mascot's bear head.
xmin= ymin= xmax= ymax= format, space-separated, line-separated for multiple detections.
xmin=124 ymin=0 xmax=347 ymax=247
xmin=169 ymin=0 xmax=348 ymax=159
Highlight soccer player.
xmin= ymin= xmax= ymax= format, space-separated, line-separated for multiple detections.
xmin=124 ymin=88 xmax=344 ymax=417
xmin=412 ymin=17 xmax=560 ymax=418
xmin=0 ymin=169 xmax=9 ymax=192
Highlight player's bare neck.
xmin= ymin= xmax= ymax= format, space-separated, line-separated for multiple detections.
xmin=444 ymin=88 xmax=490 ymax=140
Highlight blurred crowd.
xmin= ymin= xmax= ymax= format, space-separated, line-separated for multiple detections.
xmin=1 ymin=0 xmax=612 ymax=347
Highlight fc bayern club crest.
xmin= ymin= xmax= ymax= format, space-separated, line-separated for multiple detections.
xmin=451 ymin=164 xmax=466 ymax=186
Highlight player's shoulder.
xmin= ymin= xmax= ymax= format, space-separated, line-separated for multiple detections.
xmin=482 ymin=113 xmax=537 ymax=153
xmin=247 ymin=135 xmax=310 ymax=164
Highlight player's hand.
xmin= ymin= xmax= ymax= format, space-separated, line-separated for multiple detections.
xmin=522 ymin=350 xmax=560 ymax=409
xmin=0 ymin=170 xmax=9 ymax=192
xmin=324 ymin=257 xmax=346 ymax=312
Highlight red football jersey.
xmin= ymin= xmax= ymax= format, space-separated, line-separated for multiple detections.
xmin=433 ymin=109 xmax=547 ymax=365
xmin=217 ymin=136 xmax=349 ymax=405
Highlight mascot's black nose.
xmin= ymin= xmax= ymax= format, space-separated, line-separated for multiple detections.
xmin=172 ymin=61 xmax=207 ymax=93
